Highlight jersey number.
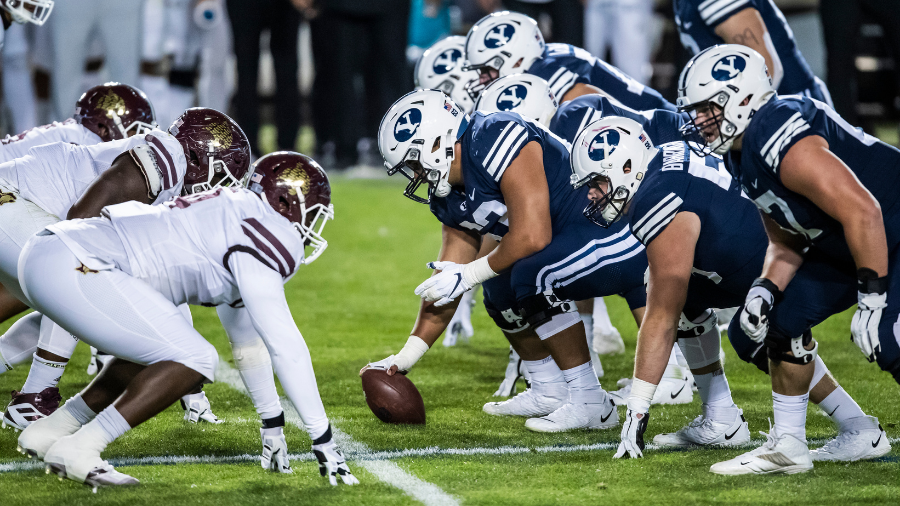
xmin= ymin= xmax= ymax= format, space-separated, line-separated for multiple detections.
xmin=754 ymin=190 xmax=823 ymax=240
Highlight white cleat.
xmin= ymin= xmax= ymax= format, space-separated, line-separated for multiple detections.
xmin=654 ymin=405 xmax=750 ymax=448
xmin=44 ymin=434 xmax=138 ymax=486
xmin=592 ymin=328 xmax=625 ymax=355
xmin=609 ymin=376 xmax=692 ymax=406
xmin=181 ymin=392 xmax=222 ymax=424
xmin=589 ymin=348 xmax=604 ymax=379
xmin=484 ymin=387 xmax=565 ymax=417
xmin=18 ymin=405 xmax=84 ymax=460
xmin=444 ymin=290 xmax=475 ymax=347
xmin=493 ymin=347 xmax=529 ymax=397
xmin=86 ymin=347 xmax=99 ymax=376
xmin=809 ymin=416 xmax=891 ymax=462
xmin=524 ymin=398 xmax=619 ymax=433
xmin=710 ymin=427 xmax=813 ymax=475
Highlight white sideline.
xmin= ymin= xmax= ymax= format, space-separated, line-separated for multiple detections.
xmin=214 ymin=359 xmax=461 ymax=506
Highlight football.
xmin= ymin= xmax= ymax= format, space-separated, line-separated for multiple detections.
xmin=360 ymin=369 xmax=426 ymax=424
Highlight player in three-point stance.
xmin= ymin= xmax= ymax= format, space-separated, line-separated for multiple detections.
xmin=678 ymin=44 xmax=899 ymax=474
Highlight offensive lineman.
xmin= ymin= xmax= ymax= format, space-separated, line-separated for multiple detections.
xmin=15 ymin=153 xmax=354 ymax=487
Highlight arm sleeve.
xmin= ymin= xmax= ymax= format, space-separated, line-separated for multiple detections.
xmin=699 ymin=0 xmax=757 ymax=28
xmin=229 ymin=252 xmax=329 ymax=439
xmin=217 ymin=303 xmax=284 ymax=420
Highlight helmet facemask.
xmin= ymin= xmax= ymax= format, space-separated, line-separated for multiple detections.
xmin=186 ymin=141 xmax=245 ymax=194
xmin=575 ymin=166 xmax=633 ymax=228
xmin=385 ymin=132 xmax=455 ymax=204
xmin=678 ymin=91 xmax=735 ymax=156
xmin=463 ymin=58 xmax=503 ymax=101
xmin=2 ymin=0 xmax=53 ymax=25
xmin=293 ymin=194 xmax=334 ymax=265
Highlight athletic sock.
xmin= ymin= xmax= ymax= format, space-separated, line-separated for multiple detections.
xmin=523 ymin=356 xmax=567 ymax=399
xmin=64 ymin=394 xmax=98 ymax=425
xmin=591 ymin=297 xmax=615 ymax=336
xmin=818 ymin=387 xmax=866 ymax=430
xmin=773 ymin=392 xmax=809 ymax=442
xmin=21 ymin=353 xmax=66 ymax=393
xmin=662 ymin=348 xmax=685 ymax=380
xmin=94 ymin=406 xmax=132 ymax=446
xmin=693 ymin=368 xmax=735 ymax=414
xmin=561 ymin=362 xmax=607 ymax=405
xmin=580 ymin=313 xmax=603 ymax=378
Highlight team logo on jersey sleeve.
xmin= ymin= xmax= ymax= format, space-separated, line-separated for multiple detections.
xmin=394 ymin=108 xmax=422 ymax=142
xmin=497 ymin=85 xmax=527 ymax=110
xmin=711 ymin=55 xmax=746 ymax=81
xmin=0 ymin=191 xmax=15 ymax=205
xmin=433 ymin=49 xmax=462 ymax=74
xmin=588 ymin=129 xmax=620 ymax=161
xmin=484 ymin=24 xmax=515 ymax=48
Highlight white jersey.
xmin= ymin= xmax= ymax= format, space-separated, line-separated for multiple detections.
xmin=0 ymin=128 xmax=186 ymax=219
xmin=0 ymin=119 xmax=102 ymax=163
xmin=49 ymin=188 xmax=304 ymax=307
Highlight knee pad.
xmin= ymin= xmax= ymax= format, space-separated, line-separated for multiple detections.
xmin=485 ymin=306 xmax=529 ymax=333
xmin=519 ymin=289 xmax=578 ymax=329
xmin=232 ymin=337 xmax=272 ymax=370
xmin=534 ymin=312 xmax=581 ymax=341
xmin=676 ymin=310 xmax=721 ymax=370
xmin=676 ymin=309 xmax=717 ymax=340
xmin=765 ymin=329 xmax=818 ymax=365
xmin=749 ymin=344 xmax=770 ymax=374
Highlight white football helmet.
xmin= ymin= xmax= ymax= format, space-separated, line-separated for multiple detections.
xmin=677 ymin=44 xmax=775 ymax=155
xmin=1 ymin=0 xmax=53 ymax=25
xmin=463 ymin=11 xmax=545 ymax=100
xmin=570 ymin=117 xmax=657 ymax=227
xmin=474 ymin=74 xmax=558 ymax=126
xmin=378 ymin=90 xmax=470 ymax=204
xmin=415 ymin=36 xmax=480 ymax=114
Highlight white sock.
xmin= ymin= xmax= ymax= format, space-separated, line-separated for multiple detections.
xmin=663 ymin=348 xmax=684 ymax=380
xmin=580 ymin=313 xmax=603 ymax=377
xmin=818 ymin=387 xmax=866 ymax=430
xmin=580 ymin=313 xmax=593 ymax=337
xmin=93 ymin=406 xmax=132 ymax=447
xmin=523 ymin=356 xmax=566 ymax=399
xmin=561 ymin=362 xmax=606 ymax=404
xmin=773 ymin=392 xmax=809 ymax=442
xmin=21 ymin=353 xmax=66 ymax=393
xmin=693 ymin=368 xmax=735 ymax=414
xmin=0 ymin=312 xmax=41 ymax=373
xmin=64 ymin=394 xmax=98 ymax=425
xmin=591 ymin=297 xmax=615 ymax=335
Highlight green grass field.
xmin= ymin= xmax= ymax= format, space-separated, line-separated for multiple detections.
xmin=0 ymin=177 xmax=898 ymax=505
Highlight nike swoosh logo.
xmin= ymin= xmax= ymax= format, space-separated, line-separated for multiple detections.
xmin=740 ymin=461 xmax=752 ymax=466
xmin=751 ymin=180 xmax=758 ymax=188
xmin=601 ymin=408 xmax=614 ymax=423
xmin=670 ymin=383 xmax=686 ymax=399
xmin=469 ymin=188 xmax=476 ymax=200
xmin=724 ymin=427 xmax=741 ymax=440
xmin=826 ymin=405 xmax=840 ymax=417
xmin=872 ymin=432 xmax=883 ymax=448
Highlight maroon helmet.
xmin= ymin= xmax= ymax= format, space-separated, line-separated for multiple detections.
xmin=74 ymin=83 xmax=156 ymax=142
xmin=169 ymin=107 xmax=250 ymax=195
xmin=246 ymin=151 xmax=334 ymax=264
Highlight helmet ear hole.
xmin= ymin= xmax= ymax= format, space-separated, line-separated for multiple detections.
xmin=431 ymin=137 xmax=442 ymax=153
xmin=623 ymin=159 xmax=632 ymax=173
xmin=277 ymin=195 xmax=291 ymax=214
xmin=189 ymin=149 xmax=201 ymax=167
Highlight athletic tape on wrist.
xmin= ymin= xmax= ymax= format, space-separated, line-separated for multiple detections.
xmin=394 ymin=335 xmax=430 ymax=371
xmin=462 ymin=256 xmax=497 ymax=287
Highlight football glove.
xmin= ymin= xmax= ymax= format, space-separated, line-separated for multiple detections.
xmin=415 ymin=261 xmax=473 ymax=307
xmin=261 ymin=425 xmax=292 ymax=473
xmin=740 ymin=278 xmax=781 ymax=342
xmin=312 ymin=428 xmax=359 ymax=486
xmin=851 ymin=269 xmax=888 ymax=363
xmin=614 ymin=408 xmax=649 ymax=459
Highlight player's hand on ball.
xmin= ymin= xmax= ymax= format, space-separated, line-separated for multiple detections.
xmin=851 ymin=291 xmax=886 ymax=362
xmin=361 ymin=355 xmax=402 ymax=377
xmin=415 ymin=261 xmax=473 ymax=307
xmin=614 ymin=408 xmax=649 ymax=460
xmin=313 ymin=429 xmax=359 ymax=486
xmin=260 ymin=426 xmax=292 ymax=473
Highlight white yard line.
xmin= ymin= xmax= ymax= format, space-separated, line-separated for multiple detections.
xmin=214 ymin=359 xmax=461 ymax=506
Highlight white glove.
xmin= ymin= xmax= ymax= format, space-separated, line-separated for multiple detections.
xmin=261 ymin=426 xmax=292 ymax=473
xmin=614 ymin=408 xmax=649 ymax=459
xmin=740 ymin=280 xmax=778 ymax=342
xmin=313 ymin=432 xmax=359 ymax=486
xmin=851 ymin=291 xmax=886 ymax=363
xmin=415 ymin=258 xmax=497 ymax=307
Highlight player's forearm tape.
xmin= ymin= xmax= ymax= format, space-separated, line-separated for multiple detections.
xmin=627 ymin=378 xmax=657 ymax=414
xmin=462 ymin=256 xmax=498 ymax=287
xmin=394 ymin=336 xmax=430 ymax=371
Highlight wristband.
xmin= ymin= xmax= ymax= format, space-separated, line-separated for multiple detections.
xmin=857 ymin=268 xmax=888 ymax=295
xmin=750 ymin=277 xmax=783 ymax=304
xmin=261 ymin=411 xmax=285 ymax=429
xmin=462 ymin=256 xmax=498 ymax=287
xmin=626 ymin=377 xmax=657 ymax=414
xmin=393 ymin=336 xmax=430 ymax=371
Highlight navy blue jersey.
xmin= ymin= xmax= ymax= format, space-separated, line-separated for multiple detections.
xmin=528 ymin=44 xmax=676 ymax=112
xmin=549 ymin=94 xmax=689 ymax=145
xmin=628 ymin=141 xmax=767 ymax=296
xmin=673 ymin=0 xmax=818 ymax=97
xmin=430 ymin=111 xmax=587 ymax=240
xmin=731 ymin=95 xmax=900 ymax=264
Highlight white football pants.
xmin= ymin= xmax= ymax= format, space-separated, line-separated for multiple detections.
xmin=19 ymin=233 xmax=218 ymax=381
xmin=584 ymin=0 xmax=655 ymax=85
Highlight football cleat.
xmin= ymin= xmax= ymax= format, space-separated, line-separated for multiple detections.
xmin=444 ymin=289 xmax=475 ymax=347
xmin=44 ymin=434 xmax=138 ymax=486
xmin=609 ymin=376 xmax=692 ymax=406
xmin=2 ymin=387 xmax=61 ymax=431
xmin=493 ymin=347 xmax=530 ymax=397
xmin=181 ymin=391 xmax=222 ymax=424
xmin=86 ymin=347 xmax=107 ymax=376
xmin=592 ymin=328 xmax=625 ymax=355
xmin=524 ymin=398 xmax=619 ymax=433
xmin=809 ymin=416 xmax=891 ymax=462
xmin=18 ymin=403 xmax=84 ymax=460
xmin=654 ymin=405 xmax=750 ymax=447
xmin=484 ymin=387 xmax=565 ymax=417
xmin=710 ymin=426 xmax=813 ymax=475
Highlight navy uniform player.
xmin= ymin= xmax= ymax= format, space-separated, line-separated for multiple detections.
xmin=369 ymin=89 xmax=620 ymax=432
xmin=463 ymin=11 xmax=675 ymax=111
xmin=572 ymin=117 xmax=889 ymax=464
xmin=551 ymin=94 xmax=687 ymax=146
xmin=678 ymin=45 xmax=897 ymax=474
xmin=673 ymin=0 xmax=830 ymax=104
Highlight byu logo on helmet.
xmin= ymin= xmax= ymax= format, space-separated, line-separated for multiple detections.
xmin=711 ymin=55 xmax=746 ymax=81
xmin=497 ymin=85 xmax=527 ymax=110
xmin=588 ymin=129 xmax=620 ymax=161
xmin=484 ymin=24 xmax=515 ymax=49
xmin=394 ymin=108 xmax=422 ymax=142
xmin=433 ymin=49 xmax=462 ymax=74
